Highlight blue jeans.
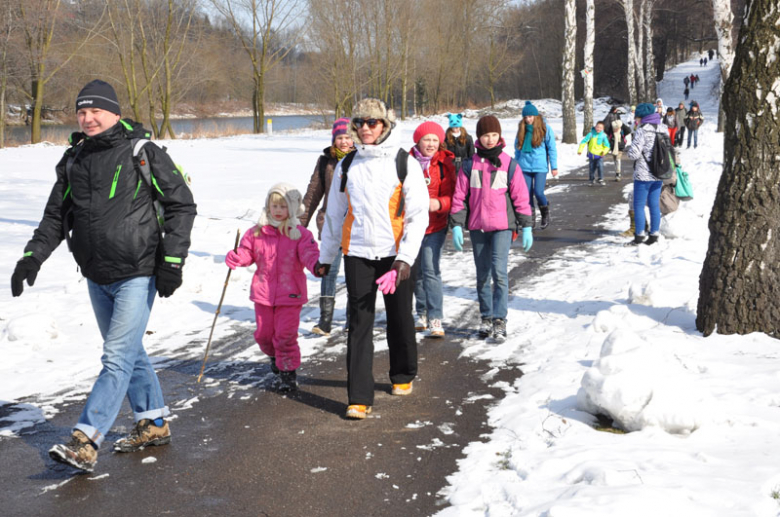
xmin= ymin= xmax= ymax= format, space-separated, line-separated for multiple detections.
xmin=469 ymin=229 xmax=512 ymax=320
xmin=687 ymin=129 xmax=698 ymax=148
xmin=76 ymin=276 xmax=169 ymax=447
xmin=413 ymin=228 xmax=447 ymax=320
xmin=321 ymin=249 xmax=343 ymax=297
xmin=523 ymin=171 xmax=548 ymax=208
xmin=633 ymin=180 xmax=663 ymax=236
xmin=588 ymin=157 xmax=604 ymax=181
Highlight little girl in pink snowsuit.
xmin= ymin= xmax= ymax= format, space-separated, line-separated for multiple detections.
xmin=225 ymin=183 xmax=322 ymax=392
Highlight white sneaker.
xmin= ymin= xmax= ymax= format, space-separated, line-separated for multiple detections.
xmin=415 ymin=314 xmax=428 ymax=332
xmin=428 ymin=319 xmax=444 ymax=338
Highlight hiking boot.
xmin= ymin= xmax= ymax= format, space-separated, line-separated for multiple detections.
xmin=49 ymin=430 xmax=97 ymax=472
xmin=428 ymin=319 xmax=445 ymax=338
xmin=478 ymin=317 xmax=493 ymax=339
xmin=620 ymin=210 xmax=636 ymax=237
xmin=615 ymin=173 xmax=621 ymax=182
xmin=113 ymin=419 xmax=171 ymax=453
xmin=277 ymin=370 xmax=298 ymax=393
xmin=415 ymin=314 xmax=428 ymax=332
xmin=345 ymin=404 xmax=372 ymax=419
xmin=312 ymin=296 xmax=335 ymax=336
xmin=645 ymin=234 xmax=660 ymax=245
xmin=625 ymin=234 xmax=647 ymax=246
xmin=269 ymin=356 xmax=280 ymax=375
xmin=491 ymin=318 xmax=507 ymax=344
xmin=392 ymin=382 xmax=413 ymax=396
xmin=539 ymin=205 xmax=550 ymax=230
xmin=588 ymin=180 xmax=595 ymax=187
xmin=597 ymin=179 xmax=606 ymax=186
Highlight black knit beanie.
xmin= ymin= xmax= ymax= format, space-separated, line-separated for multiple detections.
xmin=75 ymin=80 xmax=121 ymax=115
xmin=476 ymin=115 xmax=501 ymax=139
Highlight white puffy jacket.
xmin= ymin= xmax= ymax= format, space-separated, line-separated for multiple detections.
xmin=319 ymin=129 xmax=429 ymax=266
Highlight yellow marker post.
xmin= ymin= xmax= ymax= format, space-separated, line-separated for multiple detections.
xmin=266 ymin=118 xmax=273 ymax=136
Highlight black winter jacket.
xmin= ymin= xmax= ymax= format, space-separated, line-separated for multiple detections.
xmin=24 ymin=120 xmax=197 ymax=285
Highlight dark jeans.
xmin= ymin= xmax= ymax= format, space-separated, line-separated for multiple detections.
xmin=588 ymin=157 xmax=604 ymax=181
xmin=344 ymin=255 xmax=417 ymax=406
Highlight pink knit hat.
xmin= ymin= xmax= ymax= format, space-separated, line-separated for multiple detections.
xmin=413 ymin=121 xmax=445 ymax=144
xmin=332 ymin=117 xmax=349 ymax=143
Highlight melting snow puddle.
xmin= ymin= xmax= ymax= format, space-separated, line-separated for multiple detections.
xmin=405 ymin=420 xmax=433 ymax=429
xmin=310 ymin=467 xmax=327 ymax=473
xmin=142 ymin=457 xmax=157 ymax=464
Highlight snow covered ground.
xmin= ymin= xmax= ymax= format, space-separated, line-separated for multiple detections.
xmin=1 ymin=56 xmax=779 ymax=515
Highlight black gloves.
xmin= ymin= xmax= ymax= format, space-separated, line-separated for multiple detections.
xmin=11 ymin=256 xmax=42 ymax=297
xmin=390 ymin=260 xmax=411 ymax=287
xmin=314 ymin=261 xmax=330 ymax=278
xmin=155 ymin=261 xmax=183 ymax=298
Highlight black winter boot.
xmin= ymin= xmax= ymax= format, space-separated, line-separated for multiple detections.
xmin=312 ymin=296 xmax=335 ymax=336
xmin=531 ymin=206 xmax=537 ymax=229
xmin=539 ymin=205 xmax=550 ymax=230
xmin=645 ymin=234 xmax=659 ymax=245
xmin=277 ymin=370 xmax=298 ymax=393
xmin=625 ymin=234 xmax=647 ymax=246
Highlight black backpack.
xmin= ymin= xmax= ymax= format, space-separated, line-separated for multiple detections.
xmin=339 ymin=148 xmax=408 ymax=217
xmin=645 ymin=125 xmax=675 ymax=180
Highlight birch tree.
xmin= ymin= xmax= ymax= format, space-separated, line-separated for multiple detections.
xmin=696 ymin=0 xmax=780 ymax=337
xmin=711 ymin=0 xmax=735 ymax=132
xmin=635 ymin=0 xmax=646 ymax=100
xmin=561 ymin=0 xmax=577 ymax=144
xmin=582 ymin=0 xmax=594 ymax=134
xmin=643 ymin=0 xmax=656 ymax=101
xmin=0 ymin=0 xmax=13 ymax=148
xmin=624 ymin=0 xmax=638 ymax=105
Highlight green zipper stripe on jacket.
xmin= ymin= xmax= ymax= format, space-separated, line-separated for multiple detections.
xmin=151 ymin=175 xmax=164 ymax=197
xmin=134 ymin=179 xmax=142 ymax=199
xmin=109 ymin=165 xmax=122 ymax=199
xmin=62 ymin=184 xmax=71 ymax=201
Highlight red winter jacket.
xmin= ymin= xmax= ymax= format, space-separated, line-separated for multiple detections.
xmin=415 ymin=148 xmax=456 ymax=234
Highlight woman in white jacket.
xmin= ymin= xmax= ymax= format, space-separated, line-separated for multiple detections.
xmin=318 ymin=98 xmax=429 ymax=420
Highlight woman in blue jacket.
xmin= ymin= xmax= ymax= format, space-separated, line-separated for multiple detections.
xmin=514 ymin=102 xmax=558 ymax=229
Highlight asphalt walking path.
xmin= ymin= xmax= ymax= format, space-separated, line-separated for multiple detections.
xmin=0 ymin=157 xmax=630 ymax=517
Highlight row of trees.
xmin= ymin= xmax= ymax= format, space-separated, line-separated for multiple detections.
xmin=0 ymin=0 xmax=740 ymax=147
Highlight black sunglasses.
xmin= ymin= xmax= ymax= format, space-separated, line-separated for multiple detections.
xmin=352 ymin=118 xmax=381 ymax=129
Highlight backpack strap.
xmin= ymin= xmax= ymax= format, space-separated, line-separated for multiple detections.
xmin=338 ymin=150 xmax=358 ymax=193
xmin=394 ymin=149 xmax=408 ymax=217
xmin=131 ymin=138 xmax=164 ymax=230
xmin=318 ymin=154 xmax=329 ymax=187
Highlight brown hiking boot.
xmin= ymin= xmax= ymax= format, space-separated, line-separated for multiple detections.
xmin=49 ymin=429 xmax=98 ymax=472
xmin=113 ymin=419 xmax=171 ymax=453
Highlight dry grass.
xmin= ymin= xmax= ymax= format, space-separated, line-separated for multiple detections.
xmin=178 ymin=121 xmax=255 ymax=140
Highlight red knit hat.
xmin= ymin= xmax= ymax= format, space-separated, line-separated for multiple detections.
xmin=413 ymin=121 xmax=445 ymax=144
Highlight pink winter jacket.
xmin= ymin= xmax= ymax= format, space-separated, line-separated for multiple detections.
xmin=232 ymin=225 xmax=320 ymax=306
xmin=450 ymin=140 xmax=533 ymax=232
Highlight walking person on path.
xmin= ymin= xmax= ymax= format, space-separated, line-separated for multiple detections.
xmin=226 ymin=184 xmax=323 ymax=393
xmin=683 ymin=76 xmax=690 ymax=89
xmin=513 ymin=101 xmax=558 ymax=229
xmin=10 ymin=80 xmax=197 ymax=472
xmin=663 ymin=107 xmax=678 ymax=147
xmin=409 ymin=121 xmax=456 ymax=338
xmin=690 ymin=74 xmax=696 ymax=89
xmin=684 ymin=87 xmax=690 ymax=101
xmin=317 ymin=98 xmax=429 ymax=420
xmin=685 ymin=102 xmax=704 ymax=149
xmin=603 ymin=106 xmax=631 ymax=182
xmin=301 ymin=118 xmax=355 ymax=336
xmin=578 ymin=121 xmax=611 ymax=186
xmin=442 ymin=113 xmax=475 ymax=173
xmin=674 ymin=102 xmax=688 ymax=147
xmin=450 ymin=115 xmax=533 ymax=343
xmin=626 ymin=102 xmax=665 ymax=246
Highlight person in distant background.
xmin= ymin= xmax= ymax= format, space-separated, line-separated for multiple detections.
xmin=442 ymin=113 xmax=474 ymax=174
xmin=685 ymin=102 xmax=704 ymax=149
xmin=674 ymin=102 xmax=688 ymax=147
xmin=301 ymin=118 xmax=354 ymax=336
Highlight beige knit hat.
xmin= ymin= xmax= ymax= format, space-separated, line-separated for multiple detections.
xmin=349 ymin=98 xmax=396 ymax=145
xmin=258 ymin=182 xmax=305 ymax=240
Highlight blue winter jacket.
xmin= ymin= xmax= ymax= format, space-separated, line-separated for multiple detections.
xmin=513 ymin=123 xmax=558 ymax=173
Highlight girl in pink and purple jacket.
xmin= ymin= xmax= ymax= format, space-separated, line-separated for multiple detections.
xmin=449 ymin=115 xmax=534 ymax=343
xmin=225 ymin=183 xmax=323 ymax=392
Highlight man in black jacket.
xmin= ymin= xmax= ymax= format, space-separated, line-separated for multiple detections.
xmin=10 ymin=80 xmax=197 ymax=472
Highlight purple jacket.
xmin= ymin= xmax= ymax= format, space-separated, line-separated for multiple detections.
xmin=232 ymin=225 xmax=320 ymax=306
xmin=450 ymin=139 xmax=533 ymax=232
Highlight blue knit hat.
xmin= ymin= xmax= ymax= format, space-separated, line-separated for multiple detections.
xmin=521 ymin=101 xmax=539 ymax=117
xmin=634 ymin=102 xmax=654 ymax=119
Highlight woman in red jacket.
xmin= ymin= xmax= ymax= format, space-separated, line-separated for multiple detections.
xmin=409 ymin=121 xmax=455 ymax=338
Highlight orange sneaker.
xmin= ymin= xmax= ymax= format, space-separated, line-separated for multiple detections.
xmin=392 ymin=382 xmax=413 ymax=396
xmin=345 ymin=404 xmax=372 ymax=419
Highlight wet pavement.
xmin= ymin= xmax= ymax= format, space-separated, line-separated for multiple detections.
xmin=0 ymin=159 xmax=630 ymax=517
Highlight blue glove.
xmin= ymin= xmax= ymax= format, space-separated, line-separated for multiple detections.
xmin=451 ymin=226 xmax=464 ymax=251
xmin=521 ymin=227 xmax=533 ymax=252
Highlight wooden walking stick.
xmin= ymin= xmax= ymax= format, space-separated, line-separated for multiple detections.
xmin=197 ymin=229 xmax=241 ymax=383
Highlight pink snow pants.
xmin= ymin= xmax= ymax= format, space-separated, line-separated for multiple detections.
xmin=253 ymin=303 xmax=302 ymax=372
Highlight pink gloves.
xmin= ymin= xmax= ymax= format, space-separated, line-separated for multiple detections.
xmin=376 ymin=269 xmax=398 ymax=295
xmin=225 ymin=250 xmax=241 ymax=270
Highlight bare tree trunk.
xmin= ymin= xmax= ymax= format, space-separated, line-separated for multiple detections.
xmin=0 ymin=2 xmax=10 ymax=148
xmin=583 ymin=0 xmax=594 ymax=135
xmin=643 ymin=0 xmax=656 ymax=100
xmin=624 ymin=0 xmax=638 ymax=105
xmin=696 ymin=0 xmax=780 ymax=338
xmin=561 ymin=0 xmax=577 ymax=144
xmin=635 ymin=0 xmax=647 ymax=100
xmin=711 ymin=0 xmax=735 ymax=132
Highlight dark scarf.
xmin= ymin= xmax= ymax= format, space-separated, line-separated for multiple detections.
xmin=476 ymin=143 xmax=503 ymax=168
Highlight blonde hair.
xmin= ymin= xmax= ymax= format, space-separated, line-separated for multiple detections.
xmin=256 ymin=191 xmax=290 ymax=237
